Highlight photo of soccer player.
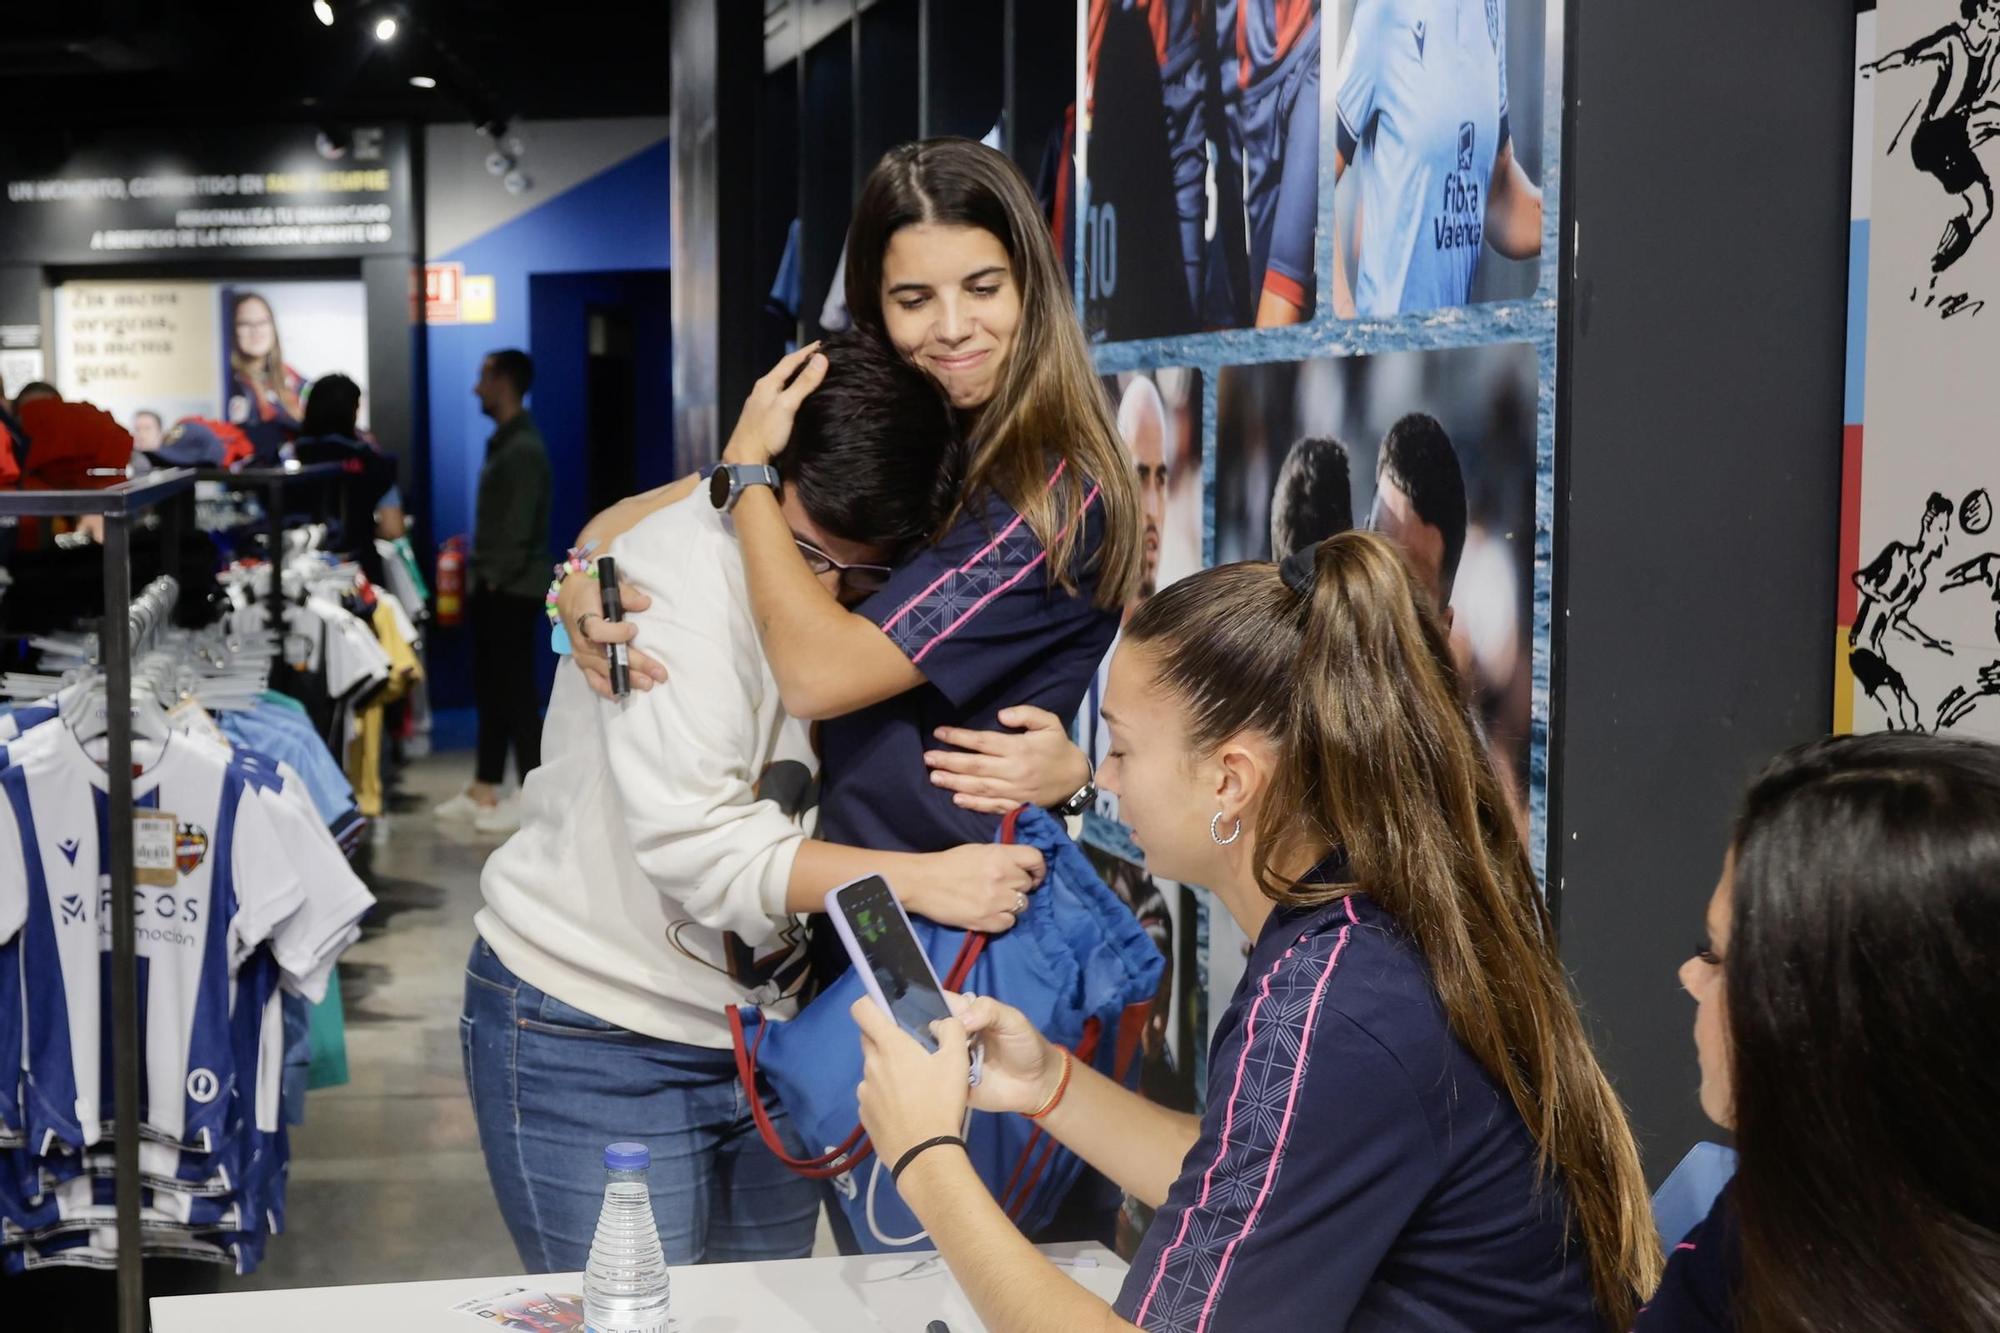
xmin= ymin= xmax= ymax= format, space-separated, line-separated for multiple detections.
xmin=1080 ymin=1 xmax=1321 ymax=339
xmin=1332 ymin=0 xmax=1548 ymax=318
xmin=1214 ymin=344 xmax=1539 ymax=832
xmin=1075 ymin=369 xmax=1202 ymax=852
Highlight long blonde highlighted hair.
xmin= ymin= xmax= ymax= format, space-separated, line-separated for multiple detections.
xmin=1125 ymin=532 xmax=1663 ymax=1327
xmin=845 ymin=138 xmax=1139 ymax=606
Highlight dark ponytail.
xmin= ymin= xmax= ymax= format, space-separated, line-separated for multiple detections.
xmin=1125 ymin=532 xmax=1661 ymax=1326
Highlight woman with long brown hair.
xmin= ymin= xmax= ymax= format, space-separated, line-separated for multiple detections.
xmin=557 ymin=135 xmax=1136 ymax=874
xmin=853 ymin=531 xmax=1662 ymax=1331
xmin=225 ymin=291 xmax=305 ymax=453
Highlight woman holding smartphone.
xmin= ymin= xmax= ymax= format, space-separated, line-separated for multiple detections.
xmin=851 ymin=534 xmax=1663 ymax=1332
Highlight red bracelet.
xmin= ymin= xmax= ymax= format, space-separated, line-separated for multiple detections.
xmin=1026 ymin=1049 xmax=1074 ymax=1120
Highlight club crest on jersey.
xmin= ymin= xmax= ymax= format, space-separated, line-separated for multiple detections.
xmin=1458 ymin=122 xmax=1476 ymax=173
xmin=175 ymin=823 xmax=210 ymax=875
xmin=1485 ymin=0 xmax=1501 ymax=51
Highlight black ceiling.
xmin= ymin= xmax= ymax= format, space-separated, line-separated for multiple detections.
xmin=0 ymin=0 xmax=671 ymax=136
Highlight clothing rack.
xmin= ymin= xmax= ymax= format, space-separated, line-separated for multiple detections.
xmin=193 ymin=463 xmax=348 ymax=635
xmin=0 ymin=467 xmax=197 ymax=1333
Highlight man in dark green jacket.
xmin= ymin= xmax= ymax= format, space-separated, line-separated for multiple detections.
xmin=437 ymin=348 xmax=551 ymax=834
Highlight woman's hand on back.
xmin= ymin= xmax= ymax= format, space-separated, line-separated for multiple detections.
xmin=558 ymin=571 xmax=669 ymax=698
xmin=722 ymin=343 xmax=827 ymax=467
xmin=902 ymin=843 xmax=1047 ymax=934
xmin=925 ymin=706 xmax=1092 ymax=814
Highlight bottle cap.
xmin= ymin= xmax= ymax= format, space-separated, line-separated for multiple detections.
xmin=604 ymin=1141 xmax=650 ymax=1172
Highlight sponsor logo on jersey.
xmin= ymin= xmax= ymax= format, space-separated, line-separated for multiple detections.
xmin=60 ymin=893 xmax=85 ymax=924
xmin=1435 ymin=122 xmax=1486 ymax=254
xmin=175 ymin=823 xmax=209 ymax=876
xmin=58 ymin=837 xmax=81 ymax=866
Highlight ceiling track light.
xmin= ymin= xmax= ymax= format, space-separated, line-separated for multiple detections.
xmin=409 ymin=75 xmax=437 ymax=89
xmin=312 ymin=0 xmax=335 ymax=26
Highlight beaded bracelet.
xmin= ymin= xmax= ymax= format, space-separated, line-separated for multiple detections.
xmin=542 ymin=541 xmax=601 ymax=629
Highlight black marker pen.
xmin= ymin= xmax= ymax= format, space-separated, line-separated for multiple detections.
xmin=597 ymin=555 xmax=630 ymax=696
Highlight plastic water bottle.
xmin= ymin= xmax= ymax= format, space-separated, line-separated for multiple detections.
xmin=583 ymin=1142 xmax=671 ymax=1333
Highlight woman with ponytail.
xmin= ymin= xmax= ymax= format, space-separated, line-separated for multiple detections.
xmin=851 ymin=530 xmax=1661 ymax=1332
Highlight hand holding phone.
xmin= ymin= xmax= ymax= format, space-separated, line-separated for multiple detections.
xmin=827 ymin=875 xmax=982 ymax=1084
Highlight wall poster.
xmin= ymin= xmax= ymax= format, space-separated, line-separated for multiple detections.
xmin=1069 ymin=0 xmax=1564 ymax=1133
xmin=1840 ymin=0 xmax=2000 ymax=740
xmin=51 ymin=279 xmax=370 ymax=457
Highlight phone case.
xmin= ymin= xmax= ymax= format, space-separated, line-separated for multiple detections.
xmin=825 ymin=876 xmax=982 ymax=1084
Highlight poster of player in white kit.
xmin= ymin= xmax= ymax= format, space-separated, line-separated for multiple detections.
xmin=1840 ymin=1 xmax=2000 ymax=741
xmin=1332 ymin=0 xmax=1547 ymax=317
xmin=1081 ymin=2 xmax=1322 ymax=339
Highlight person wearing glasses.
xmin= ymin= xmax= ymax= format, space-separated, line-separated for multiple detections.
xmin=465 ymin=331 xmax=1048 ymax=1273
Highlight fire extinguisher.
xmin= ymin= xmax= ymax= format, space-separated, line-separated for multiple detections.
xmin=436 ymin=536 xmax=468 ymax=627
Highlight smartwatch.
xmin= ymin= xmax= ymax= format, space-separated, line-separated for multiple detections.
xmin=1052 ymin=754 xmax=1098 ymax=818
xmin=709 ymin=463 xmax=782 ymax=512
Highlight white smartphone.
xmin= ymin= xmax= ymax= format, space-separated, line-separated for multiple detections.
xmin=826 ymin=875 xmax=981 ymax=1082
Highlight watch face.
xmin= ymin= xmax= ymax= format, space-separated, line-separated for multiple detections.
xmin=709 ymin=465 xmax=733 ymax=510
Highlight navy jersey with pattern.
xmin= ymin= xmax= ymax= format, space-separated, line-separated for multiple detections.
xmin=816 ymin=463 xmax=1119 ymax=856
xmin=1115 ymin=887 xmax=1599 ymax=1332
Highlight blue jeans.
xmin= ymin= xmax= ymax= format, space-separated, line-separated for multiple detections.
xmin=460 ymin=937 xmax=820 ymax=1272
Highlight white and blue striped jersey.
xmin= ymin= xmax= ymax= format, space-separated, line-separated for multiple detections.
xmin=0 ymin=725 xmax=306 ymax=1156
xmin=1336 ymin=0 xmax=1510 ymax=315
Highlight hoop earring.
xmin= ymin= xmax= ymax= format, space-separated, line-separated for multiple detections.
xmin=1210 ymin=811 xmax=1242 ymax=846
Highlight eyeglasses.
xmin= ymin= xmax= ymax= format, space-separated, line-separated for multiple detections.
xmin=794 ymin=538 xmax=894 ymax=597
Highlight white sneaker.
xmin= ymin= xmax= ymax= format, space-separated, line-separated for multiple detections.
xmin=432 ymin=790 xmax=484 ymax=823
xmin=473 ymin=799 xmax=522 ymax=835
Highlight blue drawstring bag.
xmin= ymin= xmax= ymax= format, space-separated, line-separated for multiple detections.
xmin=730 ymin=806 xmax=1164 ymax=1251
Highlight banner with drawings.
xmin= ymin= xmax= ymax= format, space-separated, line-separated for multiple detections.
xmin=1838 ymin=1 xmax=2000 ymax=740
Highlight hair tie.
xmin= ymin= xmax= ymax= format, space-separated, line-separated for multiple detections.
xmin=1279 ymin=541 xmax=1323 ymax=595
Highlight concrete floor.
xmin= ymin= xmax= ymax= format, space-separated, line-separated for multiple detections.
xmin=232 ymin=753 xmax=523 ymax=1291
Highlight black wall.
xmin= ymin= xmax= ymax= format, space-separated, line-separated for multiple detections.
xmin=1555 ymin=0 xmax=1855 ymax=1181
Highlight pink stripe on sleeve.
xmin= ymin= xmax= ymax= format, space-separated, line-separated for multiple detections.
xmin=908 ymin=485 xmax=1101 ymax=665
xmin=1193 ymin=897 xmax=1360 ymax=1331
xmin=877 ymin=459 xmax=1069 ymax=635
xmin=1134 ymin=944 xmax=1294 ymax=1327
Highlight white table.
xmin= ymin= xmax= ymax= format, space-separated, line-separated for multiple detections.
xmin=150 ymin=1241 xmax=1127 ymax=1332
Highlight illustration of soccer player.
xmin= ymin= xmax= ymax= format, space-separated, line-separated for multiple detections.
xmin=1864 ymin=0 xmax=2000 ymax=276
xmin=1850 ymin=493 xmax=1956 ymax=730
xmin=1935 ymin=545 xmax=2000 ymax=728
xmin=1332 ymin=0 xmax=1543 ymax=318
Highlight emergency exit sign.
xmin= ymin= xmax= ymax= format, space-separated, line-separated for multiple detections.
xmin=424 ymin=262 xmax=463 ymax=323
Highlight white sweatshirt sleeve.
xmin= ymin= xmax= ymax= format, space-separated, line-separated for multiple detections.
xmin=598 ymin=529 xmax=805 ymax=947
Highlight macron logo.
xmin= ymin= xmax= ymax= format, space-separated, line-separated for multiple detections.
xmin=1414 ymin=19 xmax=1427 ymax=60
xmin=60 ymin=894 xmax=84 ymax=924
xmin=58 ymin=837 xmax=80 ymax=866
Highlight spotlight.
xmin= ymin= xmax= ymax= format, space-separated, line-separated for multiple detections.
xmin=373 ymin=13 xmax=398 ymax=41
xmin=502 ymin=169 xmax=532 ymax=195
xmin=485 ymin=151 xmax=514 ymax=177
xmin=409 ymin=75 xmax=437 ymax=89
xmin=312 ymin=0 xmax=335 ymax=25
